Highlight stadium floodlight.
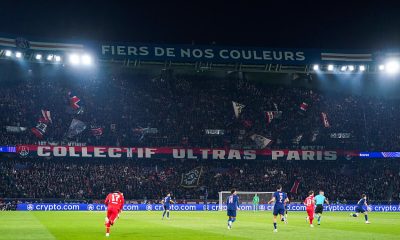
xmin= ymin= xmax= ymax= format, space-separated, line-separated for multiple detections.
xmin=5 ymin=50 xmax=12 ymax=57
xmin=81 ymin=54 xmax=92 ymax=65
xmin=69 ymin=54 xmax=80 ymax=65
xmin=15 ymin=52 xmax=22 ymax=58
xmin=327 ymin=64 xmax=334 ymax=71
xmin=340 ymin=66 xmax=347 ymax=71
xmin=54 ymin=55 xmax=61 ymax=62
xmin=386 ymin=61 xmax=400 ymax=74
xmin=47 ymin=54 xmax=54 ymax=61
xmin=359 ymin=65 xmax=366 ymax=71
xmin=348 ymin=65 xmax=355 ymax=71
xmin=379 ymin=64 xmax=385 ymax=71
xmin=35 ymin=54 xmax=42 ymax=60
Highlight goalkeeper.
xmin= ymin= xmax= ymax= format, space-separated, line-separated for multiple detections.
xmin=252 ymin=194 xmax=259 ymax=212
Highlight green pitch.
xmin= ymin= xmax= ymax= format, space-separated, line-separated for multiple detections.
xmin=1 ymin=211 xmax=399 ymax=239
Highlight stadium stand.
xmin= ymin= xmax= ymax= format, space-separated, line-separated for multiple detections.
xmin=0 ymin=61 xmax=400 ymax=205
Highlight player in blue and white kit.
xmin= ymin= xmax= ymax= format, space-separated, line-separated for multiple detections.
xmin=162 ymin=193 xmax=174 ymax=220
xmin=226 ymin=189 xmax=240 ymax=229
xmin=351 ymin=194 xmax=371 ymax=224
xmin=283 ymin=200 xmax=289 ymax=224
xmin=268 ymin=185 xmax=289 ymax=232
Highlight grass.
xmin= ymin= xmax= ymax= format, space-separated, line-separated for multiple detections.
xmin=0 ymin=211 xmax=399 ymax=239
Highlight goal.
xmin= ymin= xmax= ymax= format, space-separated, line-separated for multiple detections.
xmin=218 ymin=191 xmax=274 ymax=211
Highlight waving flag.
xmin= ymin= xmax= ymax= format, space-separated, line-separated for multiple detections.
xmin=250 ymin=134 xmax=272 ymax=149
xmin=265 ymin=111 xmax=282 ymax=127
xmin=290 ymin=178 xmax=301 ymax=194
xmin=266 ymin=111 xmax=275 ymax=124
xmin=41 ymin=110 xmax=52 ymax=123
xmin=67 ymin=119 xmax=87 ymax=138
xmin=68 ymin=91 xmax=84 ymax=114
xmin=181 ymin=167 xmax=203 ymax=188
xmin=31 ymin=110 xmax=52 ymax=139
xmin=292 ymin=134 xmax=303 ymax=144
xmin=311 ymin=130 xmax=319 ymax=142
xmin=321 ymin=112 xmax=330 ymax=128
xmin=300 ymin=102 xmax=309 ymax=112
xmin=273 ymin=102 xmax=279 ymax=111
xmin=90 ymin=126 xmax=104 ymax=136
xmin=232 ymin=101 xmax=245 ymax=118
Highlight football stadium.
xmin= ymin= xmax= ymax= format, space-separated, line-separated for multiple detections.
xmin=1 ymin=2 xmax=400 ymax=240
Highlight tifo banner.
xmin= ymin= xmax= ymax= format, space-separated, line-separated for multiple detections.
xmin=98 ymin=43 xmax=375 ymax=64
xmin=0 ymin=34 xmax=381 ymax=64
xmin=15 ymin=145 xmax=359 ymax=160
xmin=17 ymin=203 xmax=400 ymax=212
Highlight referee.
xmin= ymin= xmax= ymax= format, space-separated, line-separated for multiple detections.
xmin=315 ymin=190 xmax=329 ymax=225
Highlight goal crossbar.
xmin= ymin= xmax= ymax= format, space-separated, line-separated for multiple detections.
xmin=218 ymin=191 xmax=274 ymax=211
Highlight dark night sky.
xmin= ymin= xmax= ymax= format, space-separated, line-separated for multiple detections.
xmin=1 ymin=1 xmax=400 ymax=49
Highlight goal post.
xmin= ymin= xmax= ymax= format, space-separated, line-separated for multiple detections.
xmin=218 ymin=191 xmax=274 ymax=211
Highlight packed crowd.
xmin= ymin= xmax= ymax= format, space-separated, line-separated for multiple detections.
xmin=1 ymin=158 xmax=399 ymax=202
xmin=1 ymin=62 xmax=400 ymax=204
xmin=1 ymin=62 xmax=400 ymax=150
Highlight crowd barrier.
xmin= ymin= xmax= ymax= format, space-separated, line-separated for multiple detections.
xmin=17 ymin=204 xmax=400 ymax=212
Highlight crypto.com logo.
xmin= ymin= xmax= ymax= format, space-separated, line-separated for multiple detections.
xmin=146 ymin=204 xmax=153 ymax=211
xmin=27 ymin=204 xmax=34 ymax=211
xmin=87 ymin=204 xmax=94 ymax=211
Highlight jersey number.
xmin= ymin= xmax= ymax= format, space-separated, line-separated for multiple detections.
xmin=229 ymin=196 xmax=233 ymax=203
xmin=111 ymin=194 xmax=120 ymax=204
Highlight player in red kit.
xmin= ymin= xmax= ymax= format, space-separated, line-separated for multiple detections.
xmin=304 ymin=190 xmax=316 ymax=227
xmin=104 ymin=191 xmax=124 ymax=237
xmin=117 ymin=192 xmax=125 ymax=219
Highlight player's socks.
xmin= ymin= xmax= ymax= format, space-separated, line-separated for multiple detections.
xmin=318 ymin=216 xmax=321 ymax=224
xmin=106 ymin=223 xmax=110 ymax=237
xmin=167 ymin=212 xmax=170 ymax=218
xmin=365 ymin=215 xmax=368 ymax=221
xmin=162 ymin=210 xmax=166 ymax=218
xmin=228 ymin=218 xmax=232 ymax=229
xmin=273 ymin=222 xmax=277 ymax=230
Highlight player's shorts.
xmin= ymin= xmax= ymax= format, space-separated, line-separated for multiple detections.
xmin=315 ymin=204 xmax=323 ymax=214
xmin=273 ymin=206 xmax=285 ymax=216
xmin=306 ymin=208 xmax=314 ymax=218
xmin=355 ymin=206 xmax=365 ymax=213
xmin=227 ymin=209 xmax=237 ymax=217
xmin=107 ymin=207 xmax=119 ymax=223
xmin=163 ymin=205 xmax=170 ymax=210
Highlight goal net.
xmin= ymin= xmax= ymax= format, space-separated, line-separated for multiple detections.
xmin=218 ymin=191 xmax=274 ymax=211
